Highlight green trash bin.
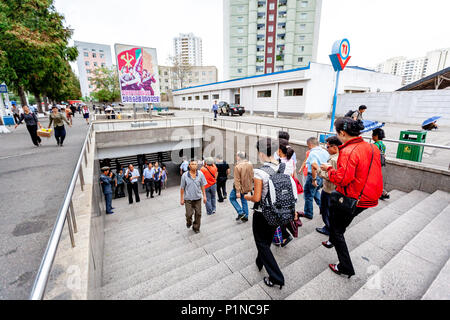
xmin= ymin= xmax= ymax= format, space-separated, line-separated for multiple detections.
xmin=396 ymin=130 xmax=427 ymax=162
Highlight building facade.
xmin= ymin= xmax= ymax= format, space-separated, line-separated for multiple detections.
xmin=173 ymin=62 xmax=402 ymax=117
xmin=375 ymin=48 xmax=450 ymax=85
xmin=159 ymin=66 xmax=218 ymax=94
xmin=173 ymin=33 xmax=203 ymax=66
xmin=223 ymin=0 xmax=322 ymax=80
xmin=74 ymin=41 xmax=113 ymax=99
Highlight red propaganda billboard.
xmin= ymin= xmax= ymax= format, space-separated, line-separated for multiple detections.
xmin=114 ymin=44 xmax=160 ymax=104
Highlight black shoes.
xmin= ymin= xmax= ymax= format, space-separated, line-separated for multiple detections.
xmin=281 ymin=236 xmax=293 ymax=247
xmin=329 ymin=264 xmax=354 ymax=279
xmin=263 ymin=277 xmax=283 ymax=290
xmin=186 ymin=223 xmax=192 ymax=229
xmin=236 ymin=214 xmax=244 ymax=221
xmin=322 ymin=241 xmax=334 ymax=249
xmin=316 ymin=227 xmax=330 ymax=236
xmin=380 ymin=193 xmax=390 ymax=200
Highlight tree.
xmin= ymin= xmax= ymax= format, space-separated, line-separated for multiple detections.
xmin=168 ymin=55 xmax=192 ymax=89
xmin=90 ymin=66 xmax=120 ymax=102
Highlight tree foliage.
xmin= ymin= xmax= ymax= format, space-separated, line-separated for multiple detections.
xmin=0 ymin=0 xmax=78 ymax=111
xmin=90 ymin=66 xmax=120 ymax=102
xmin=168 ymin=55 xmax=192 ymax=89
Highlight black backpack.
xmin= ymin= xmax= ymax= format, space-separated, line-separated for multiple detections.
xmin=344 ymin=110 xmax=355 ymax=118
xmin=259 ymin=163 xmax=297 ymax=226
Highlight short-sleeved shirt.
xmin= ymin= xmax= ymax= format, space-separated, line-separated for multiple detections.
xmin=212 ymin=104 xmax=219 ymax=111
xmin=254 ymin=162 xmax=279 ymax=206
xmin=201 ymin=164 xmax=218 ymax=189
xmin=181 ymin=171 xmax=207 ymax=201
xmin=374 ymin=141 xmax=386 ymax=155
xmin=143 ymin=167 xmax=155 ymax=179
xmin=116 ymin=172 xmax=124 ymax=184
xmin=274 ymin=151 xmax=297 ymax=165
xmin=306 ymin=146 xmax=330 ymax=174
xmin=352 ymin=111 xmax=363 ymax=121
xmin=216 ymin=161 xmax=230 ymax=178
xmin=280 ymin=157 xmax=295 ymax=176
xmin=125 ymin=168 xmax=140 ymax=183
xmin=154 ymin=167 xmax=162 ymax=181
xmin=180 ymin=161 xmax=189 ymax=173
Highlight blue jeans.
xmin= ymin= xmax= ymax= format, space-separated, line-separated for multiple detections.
xmin=230 ymin=188 xmax=249 ymax=218
xmin=205 ymin=184 xmax=217 ymax=215
xmin=104 ymin=192 xmax=112 ymax=213
xmin=303 ymin=174 xmax=322 ymax=218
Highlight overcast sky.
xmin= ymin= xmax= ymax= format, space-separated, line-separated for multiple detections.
xmin=54 ymin=0 xmax=450 ymax=80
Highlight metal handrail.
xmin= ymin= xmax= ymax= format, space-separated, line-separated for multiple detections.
xmin=29 ymin=123 xmax=93 ymax=300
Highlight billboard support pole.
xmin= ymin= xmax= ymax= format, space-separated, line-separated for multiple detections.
xmin=133 ymin=103 xmax=136 ymax=120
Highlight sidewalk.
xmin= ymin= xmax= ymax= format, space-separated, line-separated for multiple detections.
xmin=0 ymin=116 xmax=88 ymax=299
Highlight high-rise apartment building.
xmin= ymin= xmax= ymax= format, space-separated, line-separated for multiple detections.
xmin=173 ymin=33 xmax=203 ymax=66
xmin=375 ymin=48 xmax=450 ymax=85
xmin=159 ymin=66 xmax=218 ymax=93
xmin=223 ymin=0 xmax=322 ymax=80
xmin=74 ymin=41 xmax=113 ymax=98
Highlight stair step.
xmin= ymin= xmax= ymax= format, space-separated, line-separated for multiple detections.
xmin=234 ymin=190 xmax=428 ymax=299
xmin=232 ymin=284 xmax=272 ymax=300
xmin=422 ymin=257 xmax=450 ymax=300
xmin=350 ymin=202 xmax=450 ymax=300
xmin=286 ymin=191 xmax=449 ymax=300
xmin=188 ymin=272 xmax=251 ymax=300
xmin=101 ymin=247 xmax=207 ymax=299
xmin=110 ymin=255 xmax=218 ymax=300
xmin=143 ymin=262 xmax=232 ymax=300
xmin=103 ymin=241 xmax=198 ymax=285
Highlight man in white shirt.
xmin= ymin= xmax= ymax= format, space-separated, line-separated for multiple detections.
xmin=125 ymin=164 xmax=141 ymax=204
xmin=142 ymin=163 xmax=155 ymax=198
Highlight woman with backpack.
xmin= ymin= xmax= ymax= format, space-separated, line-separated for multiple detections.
xmin=320 ymin=118 xmax=383 ymax=279
xmin=245 ymin=137 xmax=298 ymax=290
xmin=372 ymin=128 xmax=390 ymax=200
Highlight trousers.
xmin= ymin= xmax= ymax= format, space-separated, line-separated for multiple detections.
xmin=253 ymin=211 xmax=284 ymax=285
xmin=205 ymin=184 xmax=217 ymax=214
xmin=329 ymin=206 xmax=366 ymax=275
xmin=26 ymin=125 xmax=41 ymax=146
xmin=127 ymin=182 xmax=140 ymax=204
xmin=144 ymin=178 xmax=154 ymax=197
xmin=54 ymin=125 xmax=66 ymax=145
xmin=185 ymin=199 xmax=202 ymax=232
xmin=154 ymin=180 xmax=162 ymax=195
xmin=104 ymin=192 xmax=112 ymax=213
xmin=216 ymin=177 xmax=227 ymax=201
xmin=320 ymin=191 xmax=331 ymax=231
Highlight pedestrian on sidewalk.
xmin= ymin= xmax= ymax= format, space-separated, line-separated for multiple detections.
xmin=14 ymin=105 xmax=43 ymax=147
xmin=81 ymin=105 xmax=90 ymax=125
xmin=245 ymin=137 xmax=285 ymax=290
xmin=115 ymin=168 xmax=125 ymax=199
xmin=215 ymin=155 xmax=230 ymax=202
xmin=212 ymin=100 xmax=219 ymax=121
xmin=180 ymin=157 xmax=189 ymax=176
xmin=125 ymin=164 xmax=141 ymax=204
xmin=298 ymin=137 xmax=329 ymax=220
xmin=230 ymin=151 xmax=253 ymax=222
xmin=100 ymin=167 xmax=114 ymax=214
xmin=372 ymin=128 xmax=390 ymax=200
xmin=180 ymin=160 xmax=207 ymax=233
xmin=12 ymin=104 xmax=20 ymax=124
xmin=142 ymin=163 xmax=155 ymax=198
xmin=320 ymin=118 xmax=383 ymax=278
xmin=201 ymin=157 xmax=218 ymax=215
xmin=277 ymin=139 xmax=300 ymax=247
xmin=274 ymin=131 xmax=297 ymax=165
xmin=153 ymin=162 xmax=163 ymax=196
xmin=351 ymin=105 xmax=367 ymax=121
xmin=64 ymin=106 xmax=73 ymax=125
xmin=48 ymin=105 xmax=71 ymax=147
xmin=312 ymin=136 xmax=342 ymax=236
xmin=161 ymin=165 xmax=168 ymax=189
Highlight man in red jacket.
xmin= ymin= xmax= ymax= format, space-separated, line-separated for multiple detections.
xmin=320 ymin=118 xmax=383 ymax=278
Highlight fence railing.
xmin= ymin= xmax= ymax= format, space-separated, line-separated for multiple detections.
xmin=29 ymin=124 xmax=94 ymax=300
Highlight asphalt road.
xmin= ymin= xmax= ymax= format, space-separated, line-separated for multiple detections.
xmin=0 ymin=114 xmax=88 ymax=300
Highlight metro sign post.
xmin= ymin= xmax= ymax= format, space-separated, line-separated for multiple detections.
xmin=328 ymin=39 xmax=351 ymax=132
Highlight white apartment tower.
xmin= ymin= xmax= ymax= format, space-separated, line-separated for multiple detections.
xmin=173 ymin=33 xmax=203 ymax=66
xmin=376 ymin=48 xmax=450 ymax=85
xmin=224 ymin=0 xmax=322 ymax=80
xmin=74 ymin=41 xmax=113 ymax=99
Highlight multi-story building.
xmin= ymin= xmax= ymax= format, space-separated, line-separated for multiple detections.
xmin=74 ymin=41 xmax=113 ymax=98
xmin=375 ymin=48 xmax=450 ymax=85
xmin=159 ymin=66 xmax=218 ymax=94
xmin=173 ymin=33 xmax=203 ymax=66
xmin=223 ymin=0 xmax=322 ymax=80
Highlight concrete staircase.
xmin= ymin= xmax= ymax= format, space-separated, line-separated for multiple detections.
xmin=99 ymin=182 xmax=450 ymax=300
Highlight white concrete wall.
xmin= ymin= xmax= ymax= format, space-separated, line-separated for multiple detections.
xmin=336 ymin=90 xmax=450 ymax=126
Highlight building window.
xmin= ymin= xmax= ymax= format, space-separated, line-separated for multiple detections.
xmin=237 ymin=48 xmax=243 ymax=54
xmin=100 ymin=54 xmax=104 ymax=58
xmin=256 ymin=66 xmax=264 ymax=72
xmin=258 ymin=1 xmax=266 ymax=8
xmin=164 ymin=71 xmax=168 ymax=75
xmin=269 ymin=14 xmax=274 ymax=21
xmin=195 ymin=96 xmax=200 ymax=100
xmin=267 ymin=57 xmax=272 ymax=63
xmin=237 ymin=16 xmax=244 ymax=23
xmin=238 ymin=5 xmax=245 ymax=12
xmin=267 ymin=67 xmax=272 ymax=73
xmin=257 ymin=90 xmax=272 ymax=98
xmin=182 ymin=97 xmax=186 ymax=101
xmin=299 ymin=46 xmax=305 ymax=52
xmin=301 ymin=1 xmax=308 ymax=8
xmin=188 ymin=96 xmax=192 ymax=101
xmin=276 ymin=66 xmax=284 ymax=71
xmin=165 ymin=79 xmax=169 ymax=83
xmin=85 ymin=61 xmax=89 ymax=66
xmin=203 ymin=95 xmax=209 ymax=100
xmin=92 ymin=53 xmax=96 ymax=58
xmin=268 ymin=25 xmax=274 ymax=32
xmin=101 ymin=63 xmax=105 ymax=67
xmin=267 ymin=47 xmax=273 ymax=54
xmin=237 ymin=38 xmax=244 ymax=44
xmin=301 ymin=13 xmax=307 ymax=19
xmin=278 ymin=11 xmax=287 ymax=18
xmin=212 ymin=94 xmax=219 ymax=99
xmin=268 ymin=36 xmax=273 ymax=43
xmin=269 ymin=3 xmax=275 ymax=10
xmin=298 ymin=57 xmax=304 ymax=63
xmin=284 ymin=88 xmax=304 ymax=96
xmin=94 ymin=62 xmax=98 ymax=66
xmin=86 ymin=69 xmax=91 ymax=74
xmin=237 ymin=68 xmax=243 ymax=73
xmin=299 ymin=35 xmax=306 ymax=41
xmin=257 ymin=23 xmax=265 ymax=30
xmin=202 ymin=72 xmax=206 ymax=76
xmin=300 ymin=24 xmax=306 ymax=30
xmin=91 ymin=49 xmax=96 ymax=52
xmin=238 ymin=58 xmax=243 ymax=63
xmin=237 ymin=27 xmax=244 ymax=34
xmin=83 ymin=52 xmax=88 ymax=57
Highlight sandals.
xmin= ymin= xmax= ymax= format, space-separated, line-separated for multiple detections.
xmin=263 ymin=277 xmax=283 ymax=290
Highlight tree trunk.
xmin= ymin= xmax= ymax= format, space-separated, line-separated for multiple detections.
xmin=34 ymin=92 xmax=43 ymax=113
xmin=18 ymin=86 xmax=27 ymax=106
